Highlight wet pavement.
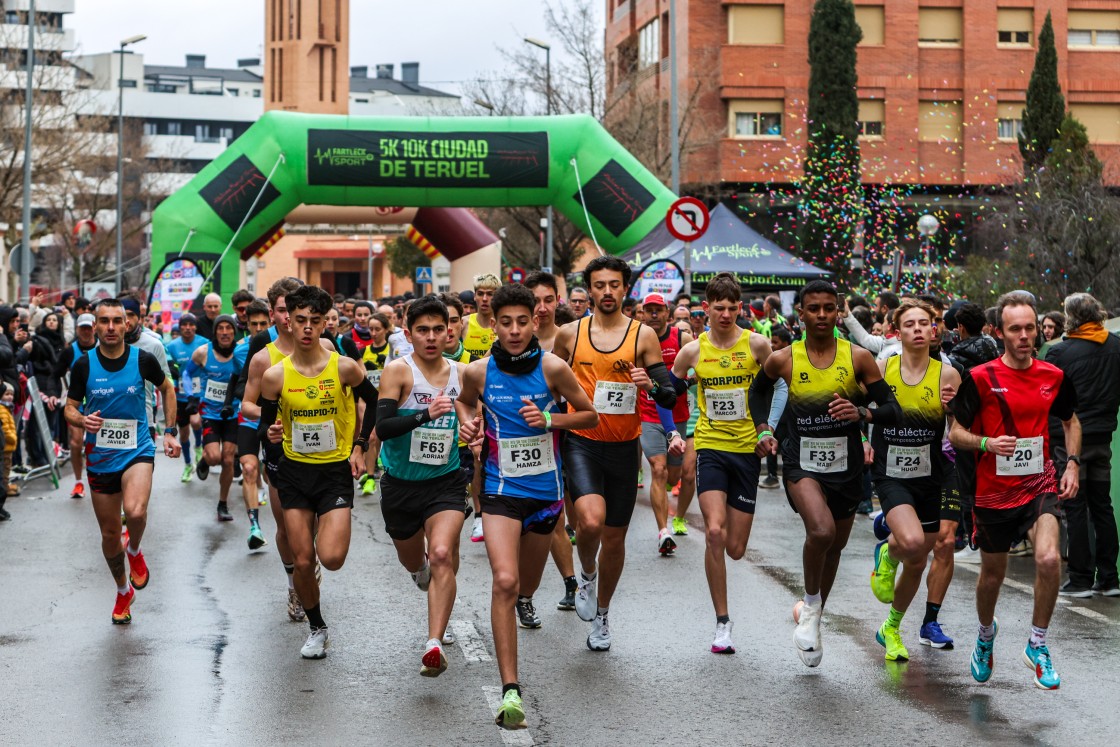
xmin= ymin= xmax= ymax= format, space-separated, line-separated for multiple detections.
xmin=2 ymin=454 xmax=1119 ymax=745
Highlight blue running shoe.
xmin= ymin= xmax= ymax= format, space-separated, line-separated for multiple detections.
xmin=971 ymin=617 xmax=998 ymax=683
xmin=919 ymin=621 xmax=954 ymax=649
xmin=873 ymin=512 xmax=891 ymax=541
xmin=1023 ymin=644 xmax=1060 ymax=690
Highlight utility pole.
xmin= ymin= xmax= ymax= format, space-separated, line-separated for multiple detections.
xmin=19 ymin=0 xmax=36 ymax=300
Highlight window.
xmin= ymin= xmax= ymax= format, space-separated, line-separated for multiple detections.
xmin=997 ymin=103 xmax=1023 ymax=140
xmin=858 ymin=100 xmax=884 ymax=137
xmin=168 ymin=121 xmax=181 ymax=136
xmin=638 ymin=18 xmax=661 ymax=69
xmin=1068 ymin=11 xmax=1120 ymax=48
xmin=143 ymin=122 xmax=158 ymax=136
xmin=219 ymin=127 xmax=234 ymax=141
xmin=729 ymin=99 xmax=783 ymax=137
xmin=855 ymin=6 xmax=885 ymax=46
xmin=253 ymin=88 xmax=262 ymax=98
xmin=728 ymin=5 xmax=784 ymax=45
xmin=1069 ymin=104 xmax=1120 ymax=143
xmin=997 ymin=9 xmax=1032 ymax=45
xmin=227 ymin=87 xmax=239 ymax=97
xmin=918 ymin=101 xmax=963 ymax=142
xmin=918 ymin=8 xmax=963 ymax=45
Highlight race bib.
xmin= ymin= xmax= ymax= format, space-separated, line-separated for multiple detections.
xmin=800 ymin=437 xmax=847 ymax=474
xmin=178 ymin=376 xmax=201 ymax=397
xmin=97 ymin=419 xmax=138 ymax=450
xmin=996 ymin=436 xmax=1044 ymax=476
xmin=704 ymin=388 xmax=746 ymax=421
xmin=410 ymin=427 xmax=454 ymax=465
xmin=365 ymin=369 xmax=382 ymax=388
xmin=593 ymin=380 xmax=637 ymax=415
xmin=499 ymin=434 xmax=555 ymax=478
xmin=204 ymin=379 xmax=228 ymax=402
xmin=886 ymin=444 xmax=932 ymax=479
xmin=292 ymin=420 xmax=337 ymax=454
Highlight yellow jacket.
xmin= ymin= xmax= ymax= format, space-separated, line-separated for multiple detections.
xmin=0 ymin=405 xmax=16 ymax=452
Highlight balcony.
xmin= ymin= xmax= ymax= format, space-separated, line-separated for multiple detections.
xmin=5 ymin=0 xmax=75 ymax=13
xmin=0 ymin=64 xmax=76 ymax=91
xmin=0 ymin=23 xmax=77 ymax=52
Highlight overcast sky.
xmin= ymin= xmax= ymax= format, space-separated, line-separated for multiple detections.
xmin=71 ymin=0 xmax=562 ymax=94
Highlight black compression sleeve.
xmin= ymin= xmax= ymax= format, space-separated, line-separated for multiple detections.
xmin=647 ymin=362 xmax=678 ymax=409
xmin=748 ymin=370 xmax=778 ymax=429
xmin=352 ymin=379 xmax=379 ymax=441
xmin=374 ymin=398 xmax=432 ymax=440
xmin=257 ymin=398 xmax=279 ymax=441
xmin=866 ymin=378 xmax=902 ymax=425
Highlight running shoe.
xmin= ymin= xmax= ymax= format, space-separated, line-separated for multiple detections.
xmin=315 ymin=560 xmax=323 ymax=586
xmin=567 ymin=525 xmax=576 ymax=545
xmin=359 ymin=473 xmax=376 ymax=496
xmin=970 ymin=617 xmax=998 ymax=683
xmin=873 ymin=512 xmax=891 ymax=541
xmin=671 ymin=481 xmax=681 ymax=497
xmin=287 ymin=588 xmax=306 ymax=622
xmin=442 ymin=627 xmax=456 ymax=645
xmin=574 ymin=572 xmax=597 ymax=622
xmin=70 ymin=482 xmax=85 ymax=499
xmin=658 ymin=527 xmax=677 ymax=556
xmin=1059 ymin=580 xmax=1093 ymax=598
xmin=637 ymin=468 xmax=644 ymax=489
xmin=1092 ymin=581 xmax=1120 ymax=597
xmin=876 ymin=621 xmax=910 ymax=661
xmin=558 ymin=577 xmax=577 ymax=610
xmin=759 ymin=475 xmax=780 ymax=489
xmin=411 ymin=560 xmax=431 ymax=592
xmin=120 ymin=527 xmax=130 ymax=550
xmin=258 ymin=485 xmax=268 ymax=506
xmin=112 ymin=586 xmax=135 ymax=624
xmin=1009 ymin=539 xmax=1033 ymax=557
xmin=516 ymin=597 xmax=542 ymax=629
xmin=792 ymin=600 xmax=823 ymax=667
xmin=470 ymin=516 xmax=485 ymax=543
xmin=301 ymin=627 xmax=329 ymax=659
xmin=216 ymin=501 xmax=233 ymax=522
xmin=248 ymin=524 xmax=267 ymax=550
xmin=919 ymin=621 xmax=954 ymax=649
xmin=196 ymin=459 xmax=209 ymax=481
xmin=421 ymin=638 xmax=447 ymax=677
xmin=128 ymin=550 xmax=149 ymax=590
xmin=954 ymin=545 xmax=981 ymax=564
xmin=495 ymin=688 xmax=525 ymax=728
xmin=1023 ymin=643 xmax=1060 ymax=690
xmin=870 ymin=540 xmax=898 ymax=604
xmin=180 ymin=464 xmax=193 ymax=483
xmin=671 ymin=516 xmax=689 ymax=535
xmin=193 ymin=446 xmax=203 ymax=465
xmin=587 ymin=612 xmax=611 ymax=651
xmin=0 ymin=508 xmax=9 ymax=521
xmin=711 ymin=620 xmax=735 ymax=654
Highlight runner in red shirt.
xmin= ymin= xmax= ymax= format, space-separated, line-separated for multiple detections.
xmin=950 ymin=291 xmax=1080 ymax=690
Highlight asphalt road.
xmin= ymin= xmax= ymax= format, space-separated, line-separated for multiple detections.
xmin=2 ymin=453 xmax=1118 ymax=746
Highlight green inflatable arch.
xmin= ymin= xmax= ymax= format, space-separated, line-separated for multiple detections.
xmin=150 ymin=111 xmax=677 ymax=301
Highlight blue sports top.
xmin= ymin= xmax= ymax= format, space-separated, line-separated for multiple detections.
xmin=166 ymin=335 xmax=207 ymax=401
xmin=82 ymin=347 xmax=157 ymax=474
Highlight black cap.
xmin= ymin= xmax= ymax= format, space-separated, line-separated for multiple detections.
xmin=179 ymin=312 xmax=198 ymax=325
xmin=459 ymin=290 xmax=475 ymax=304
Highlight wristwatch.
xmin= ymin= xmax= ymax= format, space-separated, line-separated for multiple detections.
xmin=353 ymin=438 xmax=369 ymax=453
xmin=1066 ymin=454 xmax=1081 ymax=466
xmin=164 ymin=427 xmax=177 ymax=436
xmin=857 ymin=406 xmax=871 ymax=422
xmin=667 ymin=430 xmax=682 ymax=442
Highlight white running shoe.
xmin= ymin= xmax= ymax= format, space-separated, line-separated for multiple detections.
xmin=574 ymin=572 xmax=597 ymax=622
xmin=300 ymin=627 xmax=329 ymax=659
xmin=587 ymin=612 xmax=611 ymax=651
xmin=792 ymin=600 xmax=823 ymax=667
xmin=442 ymin=627 xmax=456 ymax=645
xmin=411 ymin=560 xmax=431 ymax=592
xmin=470 ymin=516 xmax=485 ymax=542
xmin=712 ymin=620 xmax=735 ymax=654
xmin=954 ymin=546 xmax=981 ymax=564
xmin=658 ymin=527 xmax=677 ymax=556
xmin=421 ymin=638 xmax=448 ymax=677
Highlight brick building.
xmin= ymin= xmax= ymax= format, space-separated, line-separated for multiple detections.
xmin=605 ymin=0 xmax=1120 ymax=196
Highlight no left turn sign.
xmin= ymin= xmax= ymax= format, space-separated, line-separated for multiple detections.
xmin=665 ymin=197 xmax=710 ymax=242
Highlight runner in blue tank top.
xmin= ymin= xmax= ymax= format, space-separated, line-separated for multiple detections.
xmin=184 ymin=315 xmax=248 ymax=521
xmin=165 ymin=312 xmax=206 ymax=483
xmin=64 ymin=299 xmax=180 ymax=625
xmin=457 ymin=284 xmax=598 ymax=729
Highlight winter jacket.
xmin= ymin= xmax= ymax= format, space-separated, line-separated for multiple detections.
xmin=949 ymin=334 xmax=999 ymax=372
xmin=1045 ymin=332 xmax=1120 ymax=445
xmin=0 ymin=306 xmax=20 ymax=392
xmin=0 ymin=405 xmax=16 ymax=453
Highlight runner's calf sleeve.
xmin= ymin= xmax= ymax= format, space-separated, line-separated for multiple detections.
xmin=647 ymin=362 xmax=678 ymax=409
xmin=748 ymin=370 xmax=778 ymax=429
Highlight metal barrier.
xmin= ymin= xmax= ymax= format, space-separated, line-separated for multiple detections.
xmin=18 ymin=377 xmax=62 ymax=489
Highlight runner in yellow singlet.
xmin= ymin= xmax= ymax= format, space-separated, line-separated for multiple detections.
xmin=749 ymin=279 xmax=902 ymax=669
xmin=258 ymin=285 xmax=379 ymax=660
xmin=462 ymin=272 xmax=500 ymax=361
xmin=671 ymin=272 xmax=786 ymax=655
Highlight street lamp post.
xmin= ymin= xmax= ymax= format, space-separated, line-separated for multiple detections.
xmin=116 ymin=34 xmax=146 ymax=294
xmin=19 ymin=0 xmax=36 ymax=301
xmin=524 ymin=37 xmax=553 ymax=273
xmin=917 ymin=214 xmax=940 ymax=293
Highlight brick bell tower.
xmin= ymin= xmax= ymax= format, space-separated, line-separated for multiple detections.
xmin=265 ymin=0 xmax=350 ymax=114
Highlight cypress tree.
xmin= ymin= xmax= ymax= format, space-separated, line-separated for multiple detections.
xmin=799 ymin=0 xmax=863 ymax=280
xmin=1019 ymin=12 xmax=1065 ymax=172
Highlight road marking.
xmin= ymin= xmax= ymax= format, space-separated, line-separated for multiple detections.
xmin=953 ymin=564 xmax=1115 ymax=622
xmin=449 ymin=620 xmax=491 ymax=662
xmin=483 ymin=686 xmax=534 ymax=745
xmin=1067 ymin=606 xmax=1113 ymax=622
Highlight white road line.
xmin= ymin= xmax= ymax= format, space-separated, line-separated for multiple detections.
xmin=1067 ymin=606 xmax=1113 ymax=622
xmin=953 ymin=563 xmax=1116 ymax=621
xmin=449 ymin=620 xmax=492 ymax=662
xmin=483 ymin=686 xmax=534 ymax=746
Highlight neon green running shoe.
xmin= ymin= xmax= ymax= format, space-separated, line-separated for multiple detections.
xmin=671 ymin=516 xmax=689 ymax=536
xmin=876 ymin=621 xmax=910 ymax=661
xmin=495 ymin=688 xmax=525 ymax=728
xmin=181 ymin=464 xmax=193 ymax=483
xmin=359 ymin=474 xmax=376 ymax=496
xmin=870 ymin=540 xmax=898 ymax=604
xmin=193 ymin=446 xmax=203 ymax=465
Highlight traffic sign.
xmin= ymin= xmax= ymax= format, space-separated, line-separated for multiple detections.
xmin=415 ymin=266 xmax=433 ymax=284
xmin=665 ymin=197 xmax=710 ymax=242
xmin=508 ymin=266 xmax=526 ymax=284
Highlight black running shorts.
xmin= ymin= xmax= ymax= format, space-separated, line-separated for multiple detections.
xmin=783 ymin=469 xmax=864 ymax=521
xmin=973 ymin=493 xmax=1060 ymax=554
xmin=562 ymin=434 xmax=640 ymax=528
xmin=874 ymin=477 xmax=941 ymax=533
xmin=88 ymin=454 xmax=155 ymax=496
xmin=481 ymin=494 xmax=563 ymax=535
xmin=274 ymin=458 xmax=354 ymax=516
xmin=696 ymin=449 xmax=761 ymax=514
xmin=202 ymin=418 xmax=239 ymax=446
xmin=379 ymin=470 xmax=469 ymax=541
